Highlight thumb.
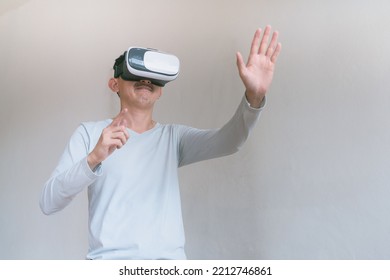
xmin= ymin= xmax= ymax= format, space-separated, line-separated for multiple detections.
xmin=236 ymin=52 xmax=246 ymax=77
xmin=119 ymin=118 xmax=128 ymax=128
xmin=111 ymin=108 xmax=128 ymax=127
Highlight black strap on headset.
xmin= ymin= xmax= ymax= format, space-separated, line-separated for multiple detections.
xmin=113 ymin=52 xmax=126 ymax=78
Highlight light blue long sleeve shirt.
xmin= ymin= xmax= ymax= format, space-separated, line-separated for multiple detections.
xmin=40 ymin=96 xmax=265 ymax=259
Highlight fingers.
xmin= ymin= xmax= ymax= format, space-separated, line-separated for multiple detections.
xmin=265 ymin=31 xmax=279 ymax=57
xmin=110 ymin=108 xmax=128 ymax=127
xmin=271 ymin=42 xmax=282 ymax=63
xmin=102 ymin=114 xmax=129 ymax=146
xmin=109 ymin=126 xmax=130 ymax=148
xmin=99 ymin=127 xmax=129 ymax=153
xmin=107 ymin=108 xmax=129 ymax=149
xmin=88 ymin=111 xmax=130 ymax=166
xmin=250 ymin=28 xmax=262 ymax=56
xmin=89 ymin=123 xmax=129 ymax=166
xmin=249 ymin=25 xmax=281 ymax=60
xmin=259 ymin=25 xmax=271 ymax=54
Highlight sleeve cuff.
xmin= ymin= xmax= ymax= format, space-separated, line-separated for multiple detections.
xmin=244 ymin=95 xmax=266 ymax=111
xmin=82 ymin=156 xmax=102 ymax=179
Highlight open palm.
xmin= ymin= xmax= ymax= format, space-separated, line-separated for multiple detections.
xmin=237 ymin=26 xmax=282 ymax=107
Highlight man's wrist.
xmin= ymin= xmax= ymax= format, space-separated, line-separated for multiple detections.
xmin=87 ymin=153 xmax=101 ymax=172
xmin=245 ymin=91 xmax=265 ymax=109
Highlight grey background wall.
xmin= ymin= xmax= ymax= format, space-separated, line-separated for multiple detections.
xmin=1 ymin=0 xmax=389 ymax=259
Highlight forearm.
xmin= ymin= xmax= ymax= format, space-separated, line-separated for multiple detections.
xmin=213 ymin=94 xmax=265 ymax=152
xmin=179 ymin=95 xmax=265 ymax=166
xmin=40 ymin=156 xmax=100 ymax=215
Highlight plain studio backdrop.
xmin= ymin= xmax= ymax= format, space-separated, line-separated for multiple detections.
xmin=1 ymin=0 xmax=390 ymax=259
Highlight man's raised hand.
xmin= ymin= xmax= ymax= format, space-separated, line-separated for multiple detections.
xmin=236 ymin=25 xmax=282 ymax=108
xmin=87 ymin=109 xmax=130 ymax=170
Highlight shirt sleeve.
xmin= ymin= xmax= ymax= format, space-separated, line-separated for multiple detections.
xmin=40 ymin=124 xmax=101 ymax=215
xmin=178 ymin=95 xmax=265 ymax=167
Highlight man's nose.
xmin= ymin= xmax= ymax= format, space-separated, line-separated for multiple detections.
xmin=140 ymin=79 xmax=152 ymax=84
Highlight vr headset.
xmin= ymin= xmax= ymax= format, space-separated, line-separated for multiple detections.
xmin=114 ymin=47 xmax=180 ymax=87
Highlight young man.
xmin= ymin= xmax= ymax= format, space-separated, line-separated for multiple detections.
xmin=40 ymin=26 xmax=281 ymax=259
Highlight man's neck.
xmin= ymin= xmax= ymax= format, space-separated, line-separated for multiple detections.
xmin=120 ymin=106 xmax=156 ymax=134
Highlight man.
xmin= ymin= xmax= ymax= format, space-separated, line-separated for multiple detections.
xmin=40 ymin=26 xmax=281 ymax=259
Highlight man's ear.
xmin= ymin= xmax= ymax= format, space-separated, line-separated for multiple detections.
xmin=108 ymin=77 xmax=119 ymax=93
xmin=157 ymin=88 xmax=163 ymax=99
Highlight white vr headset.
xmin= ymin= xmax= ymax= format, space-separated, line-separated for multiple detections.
xmin=114 ymin=47 xmax=180 ymax=87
